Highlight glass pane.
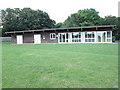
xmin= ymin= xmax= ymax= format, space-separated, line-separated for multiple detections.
xmin=88 ymin=39 xmax=91 ymax=42
xmin=66 ymin=33 xmax=68 ymax=39
xmin=72 ymin=40 xmax=74 ymax=42
xmin=92 ymin=39 xmax=95 ymax=42
xmin=79 ymin=39 xmax=81 ymax=42
xmin=60 ymin=34 xmax=62 ymax=42
xmin=102 ymin=32 xmax=106 ymax=42
xmin=92 ymin=33 xmax=95 ymax=38
xmin=85 ymin=32 xmax=95 ymax=39
xmin=63 ymin=34 xmax=65 ymax=42
xmin=85 ymin=32 xmax=87 ymax=38
xmin=85 ymin=39 xmax=87 ymax=42
xmin=72 ymin=32 xmax=79 ymax=42
xmin=107 ymin=39 xmax=111 ymax=42
xmin=72 ymin=33 xmax=74 ymax=38
xmin=53 ymin=34 xmax=56 ymax=38
xmin=50 ymin=34 xmax=52 ymax=39
xmin=74 ymin=33 xmax=79 ymax=38
xmin=97 ymin=33 xmax=101 ymax=42
xmin=107 ymin=31 xmax=111 ymax=38
xmin=79 ymin=32 xmax=81 ymax=38
xmin=88 ymin=34 xmax=91 ymax=38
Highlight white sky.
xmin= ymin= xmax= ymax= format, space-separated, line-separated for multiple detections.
xmin=0 ymin=0 xmax=119 ymax=23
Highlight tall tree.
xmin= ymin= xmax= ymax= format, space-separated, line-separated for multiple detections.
xmin=1 ymin=8 xmax=55 ymax=36
xmin=62 ymin=8 xmax=103 ymax=27
xmin=102 ymin=15 xmax=118 ymax=25
xmin=102 ymin=15 xmax=118 ymax=40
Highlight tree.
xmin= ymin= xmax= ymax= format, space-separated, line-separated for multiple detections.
xmin=102 ymin=15 xmax=118 ymax=25
xmin=102 ymin=15 xmax=118 ymax=40
xmin=1 ymin=8 xmax=55 ymax=36
xmin=62 ymin=8 xmax=103 ymax=27
xmin=116 ymin=17 xmax=120 ymax=40
xmin=55 ymin=22 xmax=63 ymax=28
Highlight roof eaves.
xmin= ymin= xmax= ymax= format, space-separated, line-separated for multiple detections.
xmin=5 ymin=25 xmax=116 ymax=34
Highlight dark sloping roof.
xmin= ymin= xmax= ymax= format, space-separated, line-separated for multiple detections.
xmin=5 ymin=25 xmax=116 ymax=34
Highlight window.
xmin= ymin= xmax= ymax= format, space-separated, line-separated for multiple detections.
xmin=59 ymin=33 xmax=66 ymax=42
xmin=107 ymin=31 xmax=111 ymax=38
xmin=85 ymin=32 xmax=95 ymax=42
xmin=50 ymin=33 xmax=56 ymax=39
xmin=72 ymin=32 xmax=81 ymax=42
xmin=107 ymin=31 xmax=112 ymax=42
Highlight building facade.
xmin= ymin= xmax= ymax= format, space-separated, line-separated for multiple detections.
xmin=5 ymin=25 xmax=115 ymax=44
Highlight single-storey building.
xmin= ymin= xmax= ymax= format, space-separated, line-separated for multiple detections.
xmin=5 ymin=25 xmax=116 ymax=44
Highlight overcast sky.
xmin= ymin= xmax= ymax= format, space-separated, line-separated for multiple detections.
xmin=0 ymin=0 xmax=119 ymax=23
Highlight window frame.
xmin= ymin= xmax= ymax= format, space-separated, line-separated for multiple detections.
xmin=107 ymin=31 xmax=112 ymax=42
xmin=85 ymin=32 xmax=95 ymax=42
xmin=50 ymin=33 xmax=56 ymax=39
xmin=72 ymin=32 xmax=81 ymax=42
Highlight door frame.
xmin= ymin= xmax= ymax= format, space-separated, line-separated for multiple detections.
xmin=17 ymin=35 xmax=23 ymax=44
xmin=34 ymin=34 xmax=41 ymax=44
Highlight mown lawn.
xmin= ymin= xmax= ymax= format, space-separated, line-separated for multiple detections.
xmin=2 ymin=42 xmax=118 ymax=88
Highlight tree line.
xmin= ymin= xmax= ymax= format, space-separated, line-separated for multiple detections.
xmin=0 ymin=8 xmax=119 ymax=40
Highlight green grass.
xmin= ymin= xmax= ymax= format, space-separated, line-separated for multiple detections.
xmin=2 ymin=42 xmax=118 ymax=88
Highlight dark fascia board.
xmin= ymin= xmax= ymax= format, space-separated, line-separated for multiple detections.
xmin=5 ymin=25 xmax=116 ymax=34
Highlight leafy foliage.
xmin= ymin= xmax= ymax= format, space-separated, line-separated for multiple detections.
xmin=102 ymin=15 xmax=118 ymax=25
xmin=1 ymin=8 xmax=55 ymax=36
xmin=62 ymin=8 xmax=103 ymax=27
xmin=54 ymin=23 xmax=63 ymax=28
xmin=116 ymin=17 xmax=120 ymax=40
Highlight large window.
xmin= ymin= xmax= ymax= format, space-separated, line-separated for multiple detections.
xmin=85 ymin=32 xmax=95 ymax=42
xmin=50 ymin=33 xmax=56 ymax=39
xmin=58 ymin=31 xmax=112 ymax=43
xmin=72 ymin=32 xmax=81 ymax=42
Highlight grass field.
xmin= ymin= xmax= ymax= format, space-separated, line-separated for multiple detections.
xmin=2 ymin=42 xmax=118 ymax=88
